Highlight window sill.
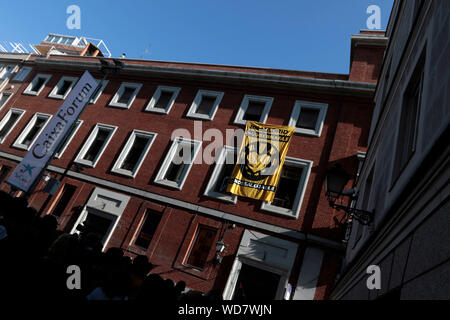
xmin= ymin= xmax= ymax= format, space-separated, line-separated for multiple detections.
xmin=260 ymin=202 xmax=299 ymax=219
xmin=204 ymin=191 xmax=237 ymax=204
xmin=293 ymin=128 xmax=321 ymax=137
xmin=108 ymin=102 xmax=132 ymax=109
xmin=22 ymin=91 xmax=40 ymax=96
xmin=111 ymin=168 xmax=137 ymax=178
xmin=154 ymin=179 xmax=183 ymax=190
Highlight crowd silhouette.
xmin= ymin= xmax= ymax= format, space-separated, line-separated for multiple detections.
xmin=0 ymin=191 xmax=222 ymax=302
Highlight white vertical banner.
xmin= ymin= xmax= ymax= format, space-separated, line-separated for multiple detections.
xmin=7 ymin=70 xmax=98 ymax=192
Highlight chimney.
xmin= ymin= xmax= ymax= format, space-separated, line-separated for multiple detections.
xmin=349 ymin=30 xmax=388 ymax=83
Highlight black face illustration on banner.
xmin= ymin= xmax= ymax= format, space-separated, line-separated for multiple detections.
xmin=239 ymin=140 xmax=280 ymax=181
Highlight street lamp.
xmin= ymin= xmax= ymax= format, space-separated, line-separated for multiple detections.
xmin=325 ymin=163 xmax=373 ymax=225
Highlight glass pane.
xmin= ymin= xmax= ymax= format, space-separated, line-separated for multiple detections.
xmin=196 ymin=95 xmax=216 ymax=115
xmin=186 ymin=226 xmax=216 ymax=269
xmin=0 ymin=112 xmax=20 ymax=140
xmin=243 ymin=101 xmax=265 ymax=121
xmin=297 ymin=108 xmax=319 ymax=130
xmin=0 ymin=93 xmax=11 ymax=108
xmin=31 ymin=77 xmax=46 ymax=92
xmin=83 ymin=128 xmax=109 ymax=162
xmin=118 ymin=87 xmax=135 ymax=104
xmin=272 ymin=166 xmax=303 ymax=209
xmin=51 ymin=184 xmax=77 ymax=217
xmin=56 ymin=80 xmax=72 ymax=96
xmin=155 ymin=91 xmax=173 ymax=110
xmin=0 ymin=165 xmax=11 ymax=182
xmin=120 ymin=135 xmax=149 ymax=171
xmin=134 ymin=210 xmax=163 ymax=249
xmin=23 ymin=117 xmax=47 ymax=147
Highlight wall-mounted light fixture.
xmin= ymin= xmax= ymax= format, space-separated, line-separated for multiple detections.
xmin=325 ymin=164 xmax=373 ymax=225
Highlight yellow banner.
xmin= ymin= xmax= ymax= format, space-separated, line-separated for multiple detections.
xmin=226 ymin=121 xmax=295 ymax=202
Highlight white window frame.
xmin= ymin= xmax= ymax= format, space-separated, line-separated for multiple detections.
xmin=0 ymin=92 xmax=13 ymax=111
xmin=0 ymin=65 xmax=16 ymax=80
xmin=260 ymin=157 xmax=312 ymax=219
xmin=70 ymin=187 xmax=130 ymax=252
xmin=23 ymin=73 xmax=52 ymax=96
xmin=89 ymin=79 xmax=109 ymax=104
xmin=145 ymin=85 xmax=181 ymax=114
xmin=203 ymin=146 xmax=237 ymax=203
xmin=186 ymin=89 xmax=224 ymax=121
xmin=12 ymin=112 xmax=51 ymax=150
xmin=288 ymin=100 xmax=328 ymax=137
xmin=111 ymin=130 xmax=157 ymax=178
xmin=154 ymin=137 xmax=202 ymax=190
xmin=12 ymin=67 xmax=32 ymax=82
xmin=74 ymin=123 xmax=117 ymax=167
xmin=108 ymin=82 xmax=142 ymax=109
xmin=233 ymin=94 xmax=274 ymax=125
xmin=54 ymin=120 xmax=83 ymax=158
xmin=48 ymin=76 xmax=78 ymax=100
xmin=0 ymin=108 xmax=25 ymax=143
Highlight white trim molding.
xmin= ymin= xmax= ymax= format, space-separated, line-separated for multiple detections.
xmin=0 ymin=108 xmax=25 ymax=143
xmin=261 ymin=157 xmax=312 ymax=219
xmin=54 ymin=120 xmax=83 ymax=158
xmin=223 ymin=230 xmax=299 ymax=300
xmin=288 ymin=100 xmax=328 ymax=137
xmin=12 ymin=67 xmax=32 ymax=82
xmin=70 ymin=187 xmax=131 ymax=251
xmin=48 ymin=76 xmax=78 ymax=99
xmin=12 ymin=112 xmax=51 ymax=150
xmin=154 ymin=137 xmax=202 ymax=190
xmin=292 ymin=247 xmax=324 ymax=300
xmin=108 ymin=82 xmax=142 ymax=109
xmin=23 ymin=73 xmax=52 ymax=96
xmin=111 ymin=129 xmax=157 ymax=178
xmin=0 ymin=92 xmax=13 ymax=111
xmin=186 ymin=89 xmax=224 ymax=121
xmin=203 ymin=145 xmax=237 ymax=203
xmin=145 ymin=85 xmax=181 ymax=114
xmin=74 ymin=123 xmax=117 ymax=167
xmin=233 ymin=94 xmax=273 ymax=125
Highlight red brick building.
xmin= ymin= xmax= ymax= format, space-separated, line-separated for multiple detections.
xmin=0 ymin=31 xmax=386 ymax=299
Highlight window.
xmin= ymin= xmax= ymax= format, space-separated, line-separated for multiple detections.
xmin=13 ymin=113 xmax=51 ymax=150
xmin=154 ymin=137 xmax=202 ymax=190
xmin=392 ymin=52 xmax=425 ymax=181
xmin=51 ymin=184 xmax=77 ymax=217
xmin=134 ymin=209 xmax=163 ymax=249
xmin=48 ymin=76 xmax=78 ymax=99
xmin=185 ymin=226 xmax=217 ymax=270
xmin=261 ymin=157 xmax=312 ymax=218
xmin=54 ymin=120 xmax=83 ymax=158
xmin=74 ymin=123 xmax=117 ymax=167
xmin=203 ymin=146 xmax=237 ymax=203
xmin=0 ymin=65 xmax=15 ymax=80
xmin=234 ymin=95 xmax=273 ymax=125
xmin=0 ymin=165 xmax=12 ymax=182
xmin=0 ymin=92 xmax=12 ymax=110
xmin=145 ymin=85 xmax=180 ymax=114
xmin=288 ymin=101 xmax=328 ymax=137
xmin=111 ymin=130 xmax=157 ymax=177
xmin=89 ymin=79 xmax=109 ymax=104
xmin=0 ymin=108 xmax=25 ymax=143
xmin=12 ymin=67 xmax=32 ymax=82
xmin=186 ymin=90 xmax=224 ymax=120
xmin=109 ymin=82 xmax=142 ymax=109
xmin=23 ymin=74 xmax=52 ymax=96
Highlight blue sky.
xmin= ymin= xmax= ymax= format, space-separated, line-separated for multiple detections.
xmin=2 ymin=0 xmax=393 ymax=74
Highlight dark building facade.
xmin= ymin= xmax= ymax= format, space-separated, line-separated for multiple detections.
xmin=0 ymin=30 xmax=386 ymax=299
xmin=331 ymin=0 xmax=450 ymax=300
